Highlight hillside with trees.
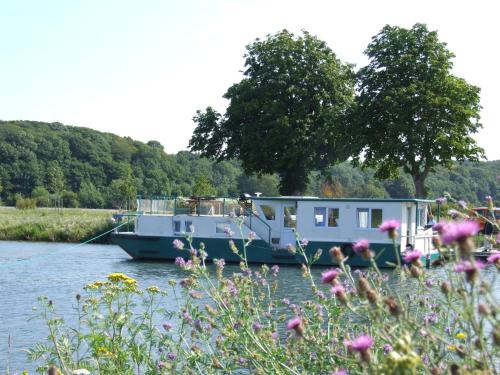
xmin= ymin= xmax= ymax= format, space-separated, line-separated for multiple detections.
xmin=0 ymin=120 xmax=498 ymax=208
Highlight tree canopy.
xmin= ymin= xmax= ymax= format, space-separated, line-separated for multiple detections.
xmin=189 ymin=30 xmax=355 ymax=195
xmin=354 ymin=23 xmax=484 ymax=197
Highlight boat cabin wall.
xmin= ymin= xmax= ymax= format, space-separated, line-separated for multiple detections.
xmin=135 ymin=214 xmax=256 ymax=239
xmin=296 ymin=200 xmax=402 ymax=244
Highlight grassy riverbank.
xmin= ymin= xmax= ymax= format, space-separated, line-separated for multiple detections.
xmin=0 ymin=207 xmax=118 ymax=243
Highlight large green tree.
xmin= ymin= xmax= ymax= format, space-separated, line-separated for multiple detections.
xmin=354 ymin=23 xmax=484 ymax=198
xmin=189 ymin=30 xmax=355 ymax=195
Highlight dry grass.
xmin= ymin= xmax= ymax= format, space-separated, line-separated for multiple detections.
xmin=0 ymin=207 xmax=117 ymax=242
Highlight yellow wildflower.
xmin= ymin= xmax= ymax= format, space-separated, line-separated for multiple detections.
xmin=96 ymin=347 xmax=113 ymax=356
xmin=107 ymin=273 xmax=136 ymax=283
xmin=146 ymin=285 xmax=161 ymax=294
xmin=456 ymin=332 xmax=467 ymax=340
xmin=84 ymin=281 xmax=106 ymax=290
xmin=448 ymin=345 xmax=457 ymax=352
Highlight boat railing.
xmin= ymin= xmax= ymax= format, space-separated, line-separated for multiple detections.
xmin=400 ymin=233 xmax=435 ymax=256
xmin=135 ymin=196 xmax=244 ymax=217
xmin=243 ymin=209 xmax=272 ymax=245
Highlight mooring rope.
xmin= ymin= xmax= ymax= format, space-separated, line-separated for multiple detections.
xmin=0 ymin=220 xmax=131 ymax=270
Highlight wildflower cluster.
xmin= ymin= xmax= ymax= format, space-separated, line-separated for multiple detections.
xmin=29 ymin=196 xmax=499 ymax=374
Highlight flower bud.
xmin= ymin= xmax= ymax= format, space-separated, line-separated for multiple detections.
xmin=384 ymin=296 xmax=401 ymax=316
xmin=478 ymin=303 xmax=491 ymax=316
xmin=493 ymin=327 xmax=500 ymax=347
xmin=366 ymin=288 xmax=378 ymax=305
xmin=432 ymin=235 xmax=441 ymax=248
xmin=410 ymin=265 xmax=421 ymax=278
xmin=329 ymin=246 xmax=344 ymax=263
xmin=357 ymin=277 xmax=370 ymax=293
xmin=440 ymin=281 xmax=451 ymax=295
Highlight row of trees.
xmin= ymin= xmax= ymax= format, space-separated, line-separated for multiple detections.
xmin=190 ymin=24 xmax=484 ymax=197
xmin=0 ymin=118 xmax=497 ymax=208
xmin=0 ymin=120 xmax=282 ymax=208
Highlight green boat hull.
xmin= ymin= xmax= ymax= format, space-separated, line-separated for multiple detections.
xmin=111 ymin=233 xmax=439 ymax=268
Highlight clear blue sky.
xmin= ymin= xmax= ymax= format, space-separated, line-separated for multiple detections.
xmin=1 ymin=0 xmax=498 ymax=159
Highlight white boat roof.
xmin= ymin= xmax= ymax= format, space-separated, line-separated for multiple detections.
xmin=252 ymin=196 xmax=434 ymax=203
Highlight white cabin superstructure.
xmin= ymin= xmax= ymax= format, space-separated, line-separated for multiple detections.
xmin=112 ymin=195 xmax=439 ymax=267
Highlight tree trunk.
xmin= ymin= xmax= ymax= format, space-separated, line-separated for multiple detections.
xmin=412 ymin=173 xmax=427 ymax=199
xmin=279 ymin=168 xmax=309 ymax=196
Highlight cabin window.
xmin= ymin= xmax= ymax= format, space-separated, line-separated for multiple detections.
xmin=284 ymin=205 xmax=297 ymax=228
xmin=216 ymin=223 xmax=228 ymax=234
xmin=173 ymin=220 xmax=181 ymax=233
xmin=357 ymin=208 xmax=383 ymax=229
xmin=357 ymin=209 xmax=370 ymax=228
xmin=261 ymin=205 xmax=276 ymax=221
xmin=314 ymin=207 xmax=326 ymax=227
xmin=371 ymin=209 xmax=383 ymax=228
xmin=185 ymin=221 xmax=193 ymax=233
xmin=328 ymin=208 xmax=340 ymax=227
xmin=417 ymin=207 xmax=426 ymax=228
xmin=315 ymin=207 xmax=340 ymax=227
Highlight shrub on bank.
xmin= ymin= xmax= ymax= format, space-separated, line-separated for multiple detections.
xmin=28 ymin=196 xmax=499 ymax=374
xmin=15 ymin=196 xmax=37 ymax=210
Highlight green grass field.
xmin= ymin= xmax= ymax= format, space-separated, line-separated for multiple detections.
xmin=0 ymin=207 xmax=118 ymax=243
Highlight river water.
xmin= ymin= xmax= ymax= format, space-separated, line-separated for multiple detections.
xmin=0 ymin=241 xmax=498 ymax=373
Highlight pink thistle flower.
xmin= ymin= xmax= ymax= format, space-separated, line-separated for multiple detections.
xmin=435 ymin=197 xmax=447 ymax=205
xmin=286 ymin=317 xmax=302 ymax=330
xmin=353 ymin=240 xmax=369 ymax=254
xmin=223 ymin=226 xmax=234 ymax=236
xmin=403 ymin=250 xmax=423 ymax=264
xmin=252 ymin=322 xmax=263 ymax=332
xmin=432 ymin=221 xmax=449 ymax=234
xmin=271 ymin=265 xmax=280 ymax=276
xmin=330 ymin=285 xmax=347 ymax=304
xmin=448 ymin=209 xmax=461 ymax=220
xmin=487 ymin=252 xmax=500 ymax=264
xmin=248 ymin=231 xmax=257 ymax=240
xmin=174 ymin=257 xmax=185 ymax=267
xmin=441 ymin=221 xmax=480 ymax=245
xmin=286 ymin=316 xmax=304 ymax=336
xmin=173 ymin=239 xmax=184 ymax=250
xmin=331 ymin=370 xmax=347 ymax=375
xmin=353 ymin=239 xmax=373 ymax=260
xmin=321 ymin=268 xmax=341 ymax=284
xmin=300 ymin=238 xmax=309 ymax=247
xmin=457 ymin=200 xmax=468 ymax=209
xmin=348 ymin=335 xmax=374 ymax=352
xmin=455 ymin=260 xmax=485 ymax=283
xmin=455 ymin=260 xmax=485 ymax=273
xmin=379 ymin=220 xmax=400 ymax=232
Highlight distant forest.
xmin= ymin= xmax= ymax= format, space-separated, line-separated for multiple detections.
xmin=0 ymin=120 xmax=498 ymax=208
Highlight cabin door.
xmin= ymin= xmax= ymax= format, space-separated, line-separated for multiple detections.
xmin=406 ymin=207 xmax=413 ymax=247
xmin=280 ymin=203 xmax=297 ymax=248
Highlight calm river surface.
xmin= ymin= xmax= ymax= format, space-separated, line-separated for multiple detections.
xmin=0 ymin=241 xmax=498 ymax=373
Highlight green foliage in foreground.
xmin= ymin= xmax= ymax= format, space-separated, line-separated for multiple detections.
xmin=28 ymin=210 xmax=499 ymax=374
xmin=0 ymin=208 xmax=116 ymax=242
